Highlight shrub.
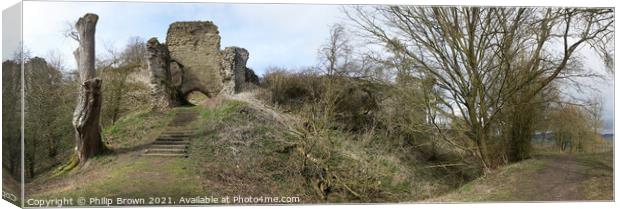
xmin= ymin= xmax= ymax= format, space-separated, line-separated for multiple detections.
xmin=261 ymin=68 xmax=381 ymax=131
xmin=261 ymin=68 xmax=324 ymax=106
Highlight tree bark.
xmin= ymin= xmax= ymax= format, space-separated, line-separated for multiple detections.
xmin=72 ymin=13 xmax=106 ymax=164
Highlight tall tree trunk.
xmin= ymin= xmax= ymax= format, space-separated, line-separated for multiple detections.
xmin=476 ymin=128 xmax=491 ymax=172
xmin=72 ymin=13 xmax=106 ymax=164
xmin=508 ymin=103 xmax=535 ymax=162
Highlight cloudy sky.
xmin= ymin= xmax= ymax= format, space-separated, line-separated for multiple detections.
xmin=20 ymin=1 xmax=344 ymax=74
xmin=12 ymin=1 xmax=615 ymax=133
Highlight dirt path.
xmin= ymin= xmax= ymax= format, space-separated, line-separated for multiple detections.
xmin=434 ymin=152 xmax=613 ymax=202
xmin=512 ymin=154 xmax=595 ymax=201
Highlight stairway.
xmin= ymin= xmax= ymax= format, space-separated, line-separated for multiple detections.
xmin=143 ymin=109 xmax=198 ymax=157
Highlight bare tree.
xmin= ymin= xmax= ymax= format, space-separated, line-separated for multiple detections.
xmin=71 ymin=13 xmax=106 ymax=166
xmin=319 ymin=24 xmax=353 ymax=76
xmin=122 ymin=36 xmax=147 ymax=65
xmin=45 ymin=49 xmax=67 ymax=72
xmin=99 ymin=37 xmax=147 ymax=126
xmin=548 ymin=102 xmax=604 ymax=153
xmin=346 ymin=6 xmax=614 ymax=171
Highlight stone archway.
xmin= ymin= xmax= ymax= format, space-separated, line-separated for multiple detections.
xmin=146 ymin=21 xmax=258 ymax=110
xmin=183 ymin=88 xmax=211 ymax=106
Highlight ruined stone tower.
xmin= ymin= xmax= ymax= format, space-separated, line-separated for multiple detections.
xmin=147 ymin=21 xmax=258 ymax=110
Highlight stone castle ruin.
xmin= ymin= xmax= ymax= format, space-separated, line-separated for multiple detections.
xmin=147 ymin=21 xmax=258 ymax=110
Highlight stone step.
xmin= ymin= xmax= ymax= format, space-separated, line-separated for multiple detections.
xmin=159 ymin=134 xmax=194 ymax=138
xmin=153 ymin=138 xmax=189 ymax=142
xmin=160 ymin=131 xmax=195 ymax=134
xmin=170 ymin=118 xmax=195 ymax=121
xmin=143 ymin=153 xmax=188 ymax=157
xmin=168 ymin=124 xmax=193 ymax=126
xmin=171 ymin=118 xmax=195 ymax=121
xmin=157 ymin=136 xmax=189 ymax=140
xmin=162 ymin=128 xmax=196 ymax=132
xmin=146 ymin=148 xmax=187 ymax=154
xmin=171 ymin=116 xmax=195 ymax=119
xmin=158 ymin=134 xmax=191 ymax=138
xmin=171 ymin=117 xmax=195 ymax=120
xmin=162 ymin=129 xmax=196 ymax=132
xmin=175 ymin=111 xmax=197 ymax=113
xmin=169 ymin=121 xmax=193 ymax=124
xmin=152 ymin=140 xmax=190 ymax=145
xmin=160 ymin=132 xmax=195 ymax=136
xmin=150 ymin=144 xmax=188 ymax=149
xmin=144 ymin=109 xmax=197 ymax=158
xmin=167 ymin=125 xmax=194 ymax=128
xmin=155 ymin=136 xmax=188 ymax=142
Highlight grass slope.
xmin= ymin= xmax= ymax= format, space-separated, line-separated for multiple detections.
xmin=189 ymin=100 xmax=310 ymax=201
xmin=26 ymin=108 xmax=203 ymax=203
xmin=24 ymin=97 xmax=461 ymax=205
xmin=25 ymin=100 xmax=310 ymax=205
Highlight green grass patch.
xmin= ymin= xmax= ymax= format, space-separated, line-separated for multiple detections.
xmin=29 ymin=156 xmax=202 ymax=202
xmin=102 ymin=110 xmax=173 ymax=150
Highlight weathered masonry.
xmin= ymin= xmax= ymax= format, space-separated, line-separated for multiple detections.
xmin=147 ymin=21 xmax=258 ymax=110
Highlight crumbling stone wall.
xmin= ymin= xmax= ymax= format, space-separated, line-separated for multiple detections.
xmin=166 ymin=21 xmax=222 ymax=97
xmin=147 ymin=21 xmax=258 ymax=110
xmin=220 ymin=47 xmax=249 ymax=94
xmin=146 ymin=38 xmax=186 ymax=110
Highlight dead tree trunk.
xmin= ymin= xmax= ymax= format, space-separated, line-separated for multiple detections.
xmin=72 ymin=13 xmax=106 ymax=164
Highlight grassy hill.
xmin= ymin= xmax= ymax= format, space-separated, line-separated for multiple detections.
xmin=25 ymin=96 xmax=457 ymax=205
